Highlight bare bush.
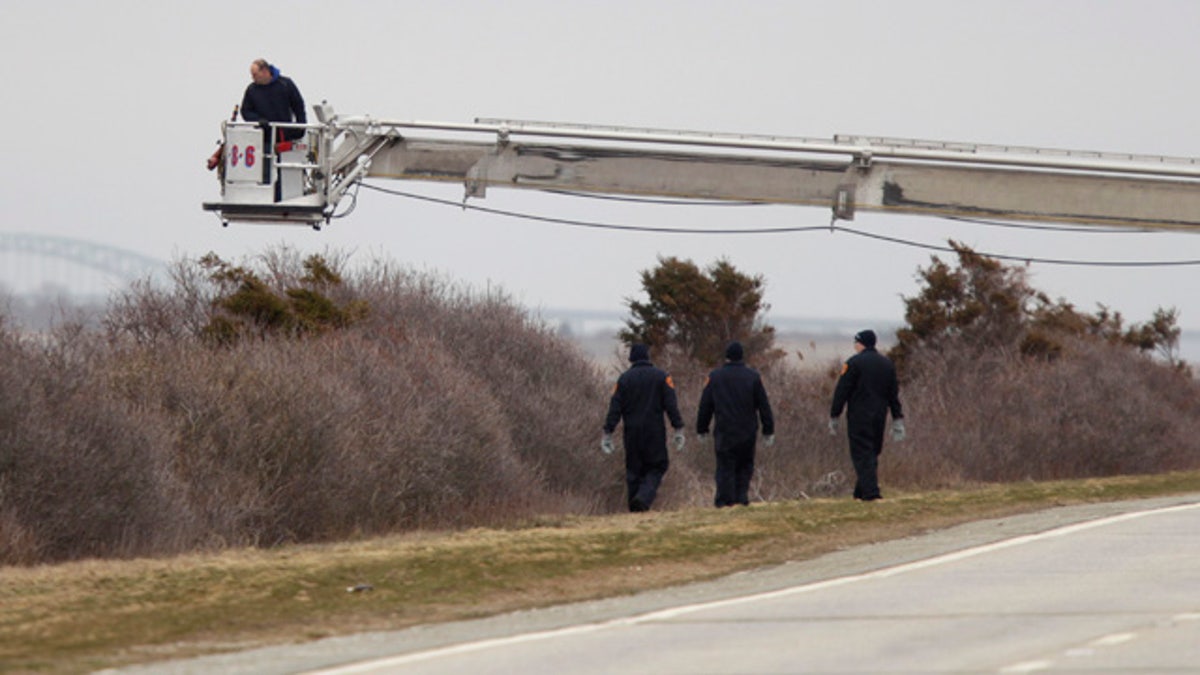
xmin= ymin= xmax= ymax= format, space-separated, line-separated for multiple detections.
xmin=3 ymin=247 xmax=612 ymax=564
xmin=662 ymin=337 xmax=1200 ymax=506
xmin=0 ymin=323 xmax=183 ymax=563
xmin=348 ymin=259 xmax=611 ymax=511
xmin=902 ymin=337 xmax=1200 ymax=484
xmin=5 ymin=244 xmax=1200 ymax=566
xmin=124 ymin=334 xmax=535 ymax=544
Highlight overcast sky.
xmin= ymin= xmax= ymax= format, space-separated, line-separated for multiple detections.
xmin=4 ymin=0 xmax=1200 ymax=335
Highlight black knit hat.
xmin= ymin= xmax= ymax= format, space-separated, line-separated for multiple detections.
xmin=854 ymin=330 xmax=877 ymax=349
xmin=725 ymin=341 xmax=744 ymax=361
xmin=629 ymin=343 xmax=650 ymax=362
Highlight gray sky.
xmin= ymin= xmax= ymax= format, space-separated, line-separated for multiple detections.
xmin=4 ymin=0 xmax=1200 ymax=333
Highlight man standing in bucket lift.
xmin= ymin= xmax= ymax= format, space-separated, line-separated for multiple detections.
xmin=241 ymin=58 xmax=307 ymax=142
xmin=206 ymin=59 xmax=307 ymax=173
xmin=602 ymin=344 xmax=686 ymax=512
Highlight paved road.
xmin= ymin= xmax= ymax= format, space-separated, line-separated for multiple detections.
xmin=115 ymin=495 xmax=1200 ymax=674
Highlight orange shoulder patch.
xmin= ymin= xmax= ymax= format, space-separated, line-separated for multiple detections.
xmin=665 ymin=375 xmax=675 ymax=389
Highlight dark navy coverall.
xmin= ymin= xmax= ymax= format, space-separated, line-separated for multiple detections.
xmin=830 ymin=347 xmax=903 ymax=500
xmin=696 ymin=361 xmax=774 ymax=507
xmin=604 ymin=358 xmax=684 ymax=512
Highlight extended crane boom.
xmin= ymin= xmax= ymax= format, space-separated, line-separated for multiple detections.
xmin=203 ymin=102 xmax=1200 ymax=232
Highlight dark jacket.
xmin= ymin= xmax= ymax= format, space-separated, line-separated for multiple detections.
xmin=241 ymin=65 xmax=306 ymax=141
xmin=696 ymin=361 xmax=774 ymax=444
xmin=604 ymin=360 xmax=684 ymax=457
xmin=830 ymin=347 xmax=903 ymax=425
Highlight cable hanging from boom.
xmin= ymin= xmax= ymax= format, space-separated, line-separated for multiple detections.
xmin=358 ymin=181 xmax=1200 ymax=268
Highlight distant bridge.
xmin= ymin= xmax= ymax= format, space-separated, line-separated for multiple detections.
xmin=0 ymin=232 xmax=165 ymax=295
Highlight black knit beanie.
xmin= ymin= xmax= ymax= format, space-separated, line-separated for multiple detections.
xmin=725 ymin=341 xmax=744 ymax=361
xmin=629 ymin=343 xmax=651 ymax=362
xmin=854 ymin=330 xmax=877 ymax=349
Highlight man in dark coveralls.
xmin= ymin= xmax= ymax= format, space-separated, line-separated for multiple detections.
xmin=829 ymin=329 xmax=906 ymax=501
xmin=602 ymin=344 xmax=685 ymax=512
xmin=696 ymin=341 xmax=775 ymax=507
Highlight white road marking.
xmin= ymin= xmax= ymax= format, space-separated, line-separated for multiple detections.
xmin=998 ymin=660 xmax=1052 ymax=673
xmin=305 ymin=501 xmax=1200 ymax=675
xmin=1003 ymin=624 xmax=1142 ymax=672
xmin=1089 ymin=632 xmax=1136 ymax=647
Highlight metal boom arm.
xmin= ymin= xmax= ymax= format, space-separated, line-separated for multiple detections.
xmin=203 ymin=104 xmax=1200 ymax=232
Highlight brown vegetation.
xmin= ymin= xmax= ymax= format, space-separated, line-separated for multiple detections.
xmin=2 ymin=244 xmax=1199 ymax=566
xmin=1 ymin=248 xmax=610 ymax=565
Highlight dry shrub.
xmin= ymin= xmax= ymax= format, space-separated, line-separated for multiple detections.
xmin=1 ymin=248 xmax=614 ymax=564
xmin=7 ymin=245 xmax=1200 ymax=565
xmin=0 ymin=323 xmax=182 ymax=563
xmin=124 ymin=334 xmax=534 ymax=545
xmin=349 ymin=260 xmax=612 ymax=511
xmin=655 ymin=336 xmax=1200 ymax=505
xmin=750 ymin=363 xmax=854 ymax=499
xmin=901 ymin=337 xmax=1200 ymax=484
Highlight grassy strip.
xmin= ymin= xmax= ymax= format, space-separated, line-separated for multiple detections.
xmin=3 ymin=471 xmax=1199 ymax=673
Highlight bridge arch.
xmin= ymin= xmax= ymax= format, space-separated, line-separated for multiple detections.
xmin=0 ymin=232 xmax=166 ymax=295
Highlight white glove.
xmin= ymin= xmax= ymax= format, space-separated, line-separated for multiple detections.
xmin=891 ymin=419 xmax=906 ymax=442
xmin=763 ymin=434 xmax=775 ymax=447
xmin=600 ymin=433 xmax=615 ymax=455
xmin=673 ymin=429 xmax=686 ymax=452
xmin=828 ymin=418 xmax=839 ymax=436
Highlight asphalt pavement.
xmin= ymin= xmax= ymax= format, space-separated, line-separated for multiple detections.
xmin=106 ymin=493 xmax=1200 ymax=675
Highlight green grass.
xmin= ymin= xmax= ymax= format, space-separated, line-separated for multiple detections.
xmin=3 ymin=471 xmax=1199 ymax=673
